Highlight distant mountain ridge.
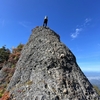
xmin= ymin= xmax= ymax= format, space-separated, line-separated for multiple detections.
xmin=84 ymin=72 xmax=100 ymax=89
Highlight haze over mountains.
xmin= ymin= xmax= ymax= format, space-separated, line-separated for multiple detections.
xmin=84 ymin=72 xmax=100 ymax=89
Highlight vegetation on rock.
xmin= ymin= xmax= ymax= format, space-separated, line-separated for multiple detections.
xmin=0 ymin=44 xmax=24 ymax=98
xmin=93 ymin=85 xmax=100 ymax=95
xmin=0 ymin=46 xmax=10 ymax=63
xmin=0 ymin=91 xmax=10 ymax=100
xmin=0 ymin=46 xmax=10 ymax=70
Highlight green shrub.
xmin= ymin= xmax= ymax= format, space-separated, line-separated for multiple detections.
xmin=93 ymin=85 xmax=100 ymax=95
xmin=0 ymin=46 xmax=10 ymax=63
xmin=0 ymin=93 xmax=3 ymax=98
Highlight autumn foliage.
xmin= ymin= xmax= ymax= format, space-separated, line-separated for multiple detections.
xmin=8 ymin=44 xmax=24 ymax=64
xmin=0 ymin=44 xmax=24 ymax=98
xmin=0 ymin=91 xmax=10 ymax=100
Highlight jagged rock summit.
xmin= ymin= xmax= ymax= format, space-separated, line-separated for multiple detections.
xmin=7 ymin=26 xmax=100 ymax=100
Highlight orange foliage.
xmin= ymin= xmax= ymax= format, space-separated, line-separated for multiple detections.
xmin=8 ymin=53 xmax=20 ymax=63
xmin=0 ymin=44 xmax=24 ymax=99
xmin=0 ymin=91 xmax=10 ymax=100
xmin=8 ymin=44 xmax=24 ymax=64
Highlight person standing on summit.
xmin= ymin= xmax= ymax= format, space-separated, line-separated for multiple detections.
xmin=43 ymin=16 xmax=48 ymax=27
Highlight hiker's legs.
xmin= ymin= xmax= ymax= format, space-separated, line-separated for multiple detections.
xmin=43 ymin=21 xmax=44 ymax=26
xmin=43 ymin=22 xmax=47 ymax=27
xmin=43 ymin=19 xmax=47 ymax=27
xmin=45 ymin=22 xmax=47 ymax=26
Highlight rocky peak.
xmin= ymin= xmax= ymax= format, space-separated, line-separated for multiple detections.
xmin=7 ymin=26 xmax=100 ymax=100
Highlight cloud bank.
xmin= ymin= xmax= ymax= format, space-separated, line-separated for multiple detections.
xmin=87 ymin=76 xmax=100 ymax=80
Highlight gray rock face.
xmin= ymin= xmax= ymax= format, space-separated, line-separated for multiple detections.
xmin=7 ymin=26 xmax=100 ymax=100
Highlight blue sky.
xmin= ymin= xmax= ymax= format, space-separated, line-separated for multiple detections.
xmin=0 ymin=0 xmax=100 ymax=72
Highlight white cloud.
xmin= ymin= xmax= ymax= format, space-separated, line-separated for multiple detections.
xmin=19 ymin=22 xmax=28 ymax=28
xmin=71 ymin=28 xmax=82 ymax=39
xmin=85 ymin=18 xmax=91 ymax=23
xmin=84 ymin=18 xmax=91 ymax=26
xmin=19 ymin=21 xmax=31 ymax=28
xmin=87 ymin=76 xmax=100 ymax=80
xmin=70 ymin=18 xmax=92 ymax=39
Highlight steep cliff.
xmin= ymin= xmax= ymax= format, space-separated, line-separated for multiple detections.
xmin=7 ymin=26 xmax=100 ymax=100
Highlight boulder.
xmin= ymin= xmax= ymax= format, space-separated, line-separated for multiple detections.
xmin=7 ymin=26 xmax=100 ymax=100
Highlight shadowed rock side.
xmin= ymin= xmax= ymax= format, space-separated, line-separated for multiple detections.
xmin=7 ymin=26 xmax=100 ymax=100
